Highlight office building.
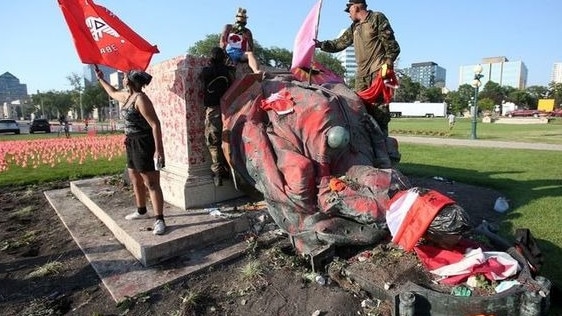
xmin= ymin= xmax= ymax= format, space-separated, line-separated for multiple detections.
xmin=334 ymin=46 xmax=357 ymax=82
xmin=83 ymin=64 xmax=117 ymax=87
xmin=551 ymin=63 xmax=562 ymax=83
xmin=459 ymin=56 xmax=528 ymax=89
xmin=0 ymin=72 xmax=28 ymax=103
xmin=400 ymin=62 xmax=446 ymax=88
xmin=331 ymin=28 xmax=358 ymax=83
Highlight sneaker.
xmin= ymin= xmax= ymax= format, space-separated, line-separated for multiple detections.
xmin=153 ymin=219 xmax=166 ymax=235
xmin=125 ymin=211 xmax=150 ymax=220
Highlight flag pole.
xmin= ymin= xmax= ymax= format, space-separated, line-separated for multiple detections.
xmin=308 ymin=0 xmax=323 ymax=85
xmin=314 ymin=0 xmax=323 ymax=47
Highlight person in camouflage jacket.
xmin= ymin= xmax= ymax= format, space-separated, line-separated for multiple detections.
xmin=316 ymin=0 xmax=400 ymax=134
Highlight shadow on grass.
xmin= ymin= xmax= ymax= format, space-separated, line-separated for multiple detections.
xmin=398 ymin=162 xmax=562 ymax=202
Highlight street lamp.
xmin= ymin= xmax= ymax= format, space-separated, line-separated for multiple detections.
xmin=79 ymin=90 xmax=84 ymax=120
xmin=470 ymin=64 xmax=484 ymax=140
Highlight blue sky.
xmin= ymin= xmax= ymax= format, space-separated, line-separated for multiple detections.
xmin=1 ymin=0 xmax=561 ymax=94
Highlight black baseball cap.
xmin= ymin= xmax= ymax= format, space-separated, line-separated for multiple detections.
xmin=345 ymin=0 xmax=367 ymax=12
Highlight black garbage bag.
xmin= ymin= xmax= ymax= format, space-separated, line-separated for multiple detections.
xmin=424 ymin=203 xmax=472 ymax=249
xmin=427 ymin=203 xmax=472 ymax=236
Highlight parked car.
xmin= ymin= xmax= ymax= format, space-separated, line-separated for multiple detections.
xmin=549 ymin=108 xmax=562 ymax=117
xmin=0 ymin=119 xmax=20 ymax=134
xmin=505 ymin=109 xmax=541 ymax=118
xmin=30 ymin=118 xmax=52 ymax=133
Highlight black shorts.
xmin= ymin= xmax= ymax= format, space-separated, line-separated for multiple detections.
xmin=125 ymin=132 xmax=155 ymax=172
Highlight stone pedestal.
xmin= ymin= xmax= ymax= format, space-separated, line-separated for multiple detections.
xmin=145 ymin=55 xmax=244 ymax=209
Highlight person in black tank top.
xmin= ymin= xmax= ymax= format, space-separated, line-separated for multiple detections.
xmin=96 ymin=67 xmax=167 ymax=235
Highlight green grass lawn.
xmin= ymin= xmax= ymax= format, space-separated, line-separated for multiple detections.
xmin=0 ymin=157 xmax=126 ymax=186
xmin=1 ymin=119 xmax=561 ymax=298
xmin=391 ymin=116 xmax=562 ymax=145
xmin=398 ymin=143 xmax=562 ymax=290
xmin=390 ymin=118 xmax=562 ymax=292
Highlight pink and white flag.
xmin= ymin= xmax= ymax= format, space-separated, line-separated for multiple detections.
xmin=291 ymin=1 xmax=343 ymax=84
xmin=291 ymin=0 xmax=322 ymax=70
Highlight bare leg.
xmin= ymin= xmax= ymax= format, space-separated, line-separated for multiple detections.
xmin=139 ymin=171 xmax=164 ymax=217
xmin=128 ymin=168 xmax=147 ymax=208
xmin=244 ymin=52 xmax=261 ymax=73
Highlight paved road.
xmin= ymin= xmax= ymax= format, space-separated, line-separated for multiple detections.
xmin=394 ymin=136 xmax=562 ymax=152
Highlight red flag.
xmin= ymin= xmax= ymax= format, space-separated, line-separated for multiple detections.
xmin=290 ymin=0 xmax=343 ymax=85
xmin=58 ymin=0 xmax=159 ymax=71
xmin=357 ymin=69 xmax=400 ymax=104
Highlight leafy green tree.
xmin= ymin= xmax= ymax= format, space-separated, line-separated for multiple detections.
xmin=187 ymin=33 xmax=267 ymax=64
xmin=82 ymin=84 xmax=107 ymax=120
xmin=419 ymin=86 xmax=445 ymax=103
xmin=479 ymin=81 xmax=505 ymax=105
xmin=314 ymin=52 xmax=345 ymax=77
xmin=393 ymin=74 xmax=422 ymax=102
xmin=526 ymin=85 xmax=550 ymax=100
xmin=263 ymin=47 xmax=292 ymax=70
xmin=187 ymin=34 xmax=221 ymax=57
xmin=548 ymin=82 xmax=562 ymax=108
xmin=18 ymin=98 xmax=35 ymax=119
xmin=501 ymin=86 xmax=517 ymax=102
xmin=186 ymin=34 xmax=345 ymax=77
xmin=508 ymin=89 xmax=535 ymax=109
xmin=478 ymin=97 xmax=495 ymax=112
xmin=66 ymin=73 xmax=85 ymax=119
xmin=443 ymin=90 xmax=462 ymax=115
xmin=444 ymin=84 xmax=474 ymax=115
xmin=458 ymin=84 xmax=476 ymax=104
xmin=31 ymin=91 xmax=73 ymax=119
xmin=442 ymin=83 xmax=554 ymax=116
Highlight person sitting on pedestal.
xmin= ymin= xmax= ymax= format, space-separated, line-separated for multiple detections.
xmin=219 ymin=7 xmax=261 ymax=74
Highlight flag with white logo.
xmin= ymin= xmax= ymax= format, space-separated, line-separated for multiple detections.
xmin=58 ymin=0 xmax=159 ymax=71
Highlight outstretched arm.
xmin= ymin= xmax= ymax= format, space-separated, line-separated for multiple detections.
xmin=95 ymin=68 xmax=129 ymax=103
xmin=317 ymin=26 xmax=354 ymax=53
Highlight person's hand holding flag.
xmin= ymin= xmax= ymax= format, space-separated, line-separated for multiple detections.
xmin=313 ymin=39 xmax=323 ymax=48
xmin=291 ymin=0 xmax=343 ymax=85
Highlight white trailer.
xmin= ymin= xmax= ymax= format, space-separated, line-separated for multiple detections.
xmin=388 ymin=102 xmax=448 ymax=118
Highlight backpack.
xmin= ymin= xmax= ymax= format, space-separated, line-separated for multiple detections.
xmin=514 ymin=228 xmax=543 ymax=274
xmin=203 ymin=64 xmax=233 ymax=107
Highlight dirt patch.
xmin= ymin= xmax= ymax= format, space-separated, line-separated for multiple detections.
xmin=0 ymin=177 xmax=510 ymax=315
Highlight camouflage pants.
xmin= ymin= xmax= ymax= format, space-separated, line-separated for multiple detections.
xmin=205 ymin=107 xmax=228 ymax=175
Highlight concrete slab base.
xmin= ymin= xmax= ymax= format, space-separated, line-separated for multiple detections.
xmin=43 ymin=178 xmax=266 ymax=302
xmin=493 ymin=117 xmax=550 ymax=124
xmin=68 ymin=178 xmax=250 ymax=266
